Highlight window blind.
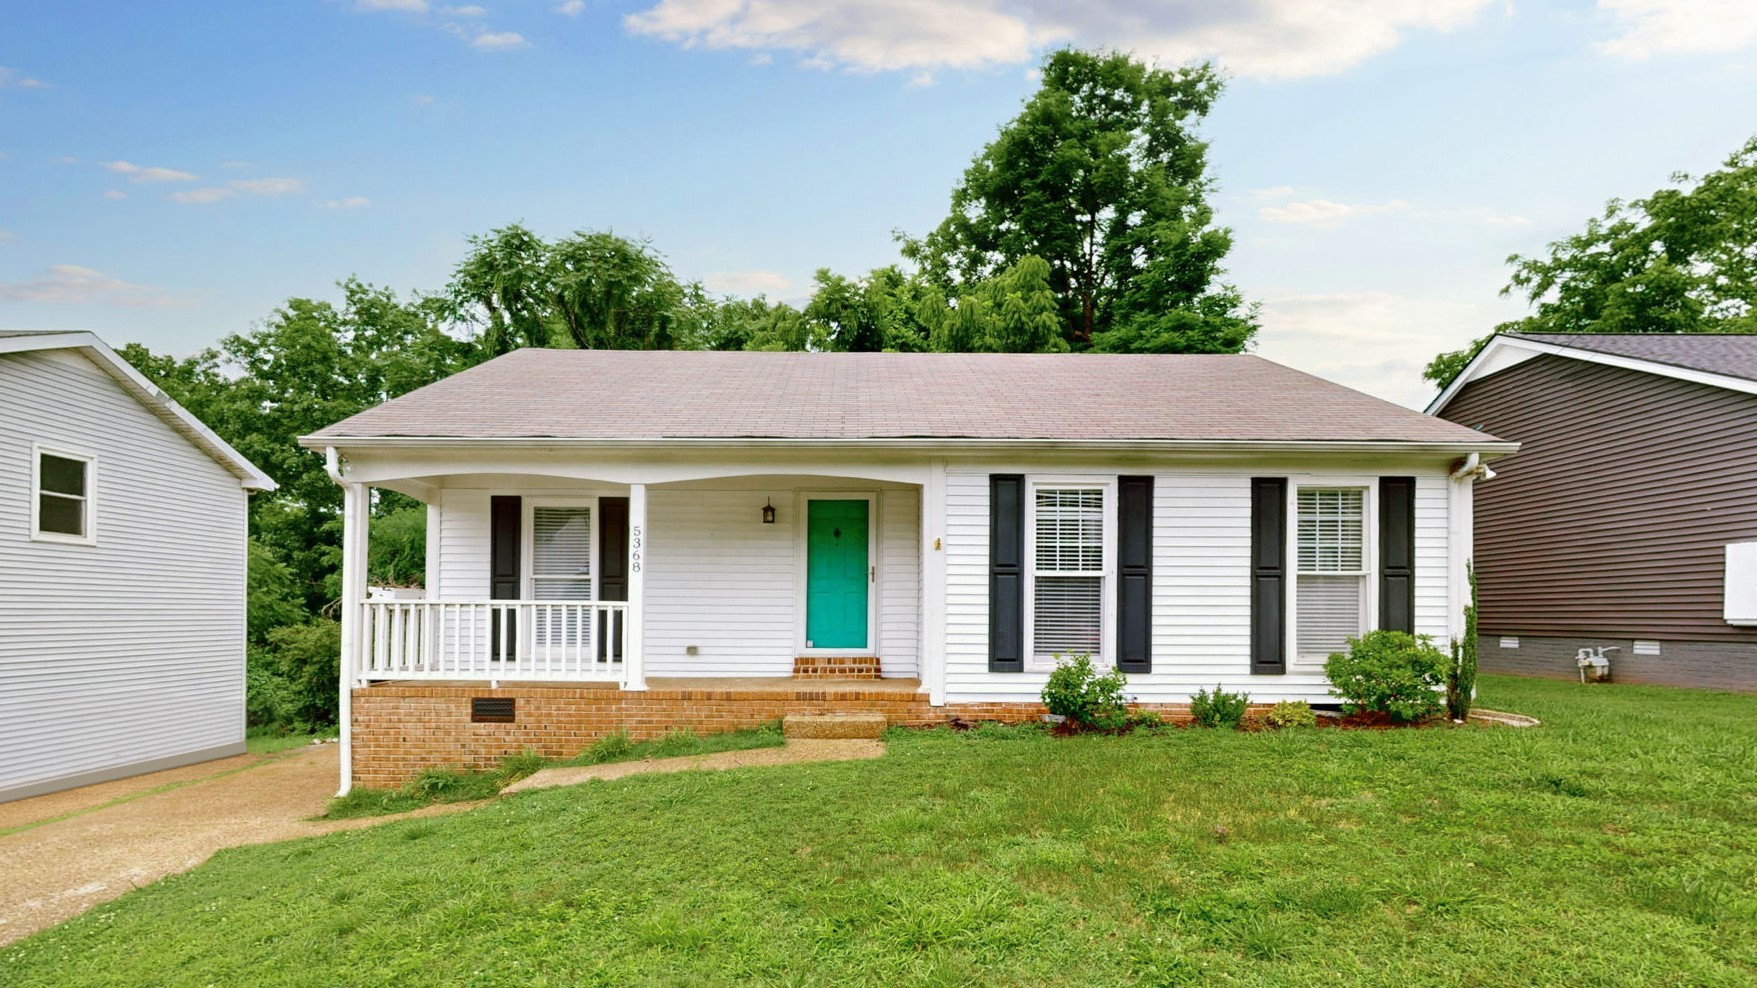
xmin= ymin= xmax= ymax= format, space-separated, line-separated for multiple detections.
xmin=1297 ymin=574 xmax=1363 ymax=658
xmin=1297 ymin=488 xmax=1364 ymax=573
xmin=1034 ymin=487 xmax=1103 ymax=662
xmin=531 ymin=506 xmax=592 ymax=601
xmin=1296 ymin=488 xmax=1366 ymax=659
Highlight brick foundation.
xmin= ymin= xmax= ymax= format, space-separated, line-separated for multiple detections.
xmin=348 ymin=680 xmax=1204 ymax=789
xmin=791 ymin=656 xmax=882 ymax=679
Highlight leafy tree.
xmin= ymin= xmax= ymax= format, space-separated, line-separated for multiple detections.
xmin=905 ymin=48 xmax=1256 ymax=353
xmin=921 ymin=255 xmax=1065 ymax=353
xmin=1426 ymin=136 xmax=1757 ymax=387
xmin=699 ymin=294 xmax=814 ymax=352
xmin=446 ymin=224 xmax=692 ymax=352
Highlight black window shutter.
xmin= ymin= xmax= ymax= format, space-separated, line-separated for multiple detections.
xmin=489 ymin=495 xmax=521 ymax=660
xmin=1250 ymin=478 xmax=1287 ymax=675
xmin=1117 ymin=475 xmax=1153 ymax=674
xmin=1378 ymin=477 xmax=1416 ymax=634
xmin=597 ymin=496 xmax=630 ymax=662
xmin=989 ymin=475 xmax=1025 ymax=673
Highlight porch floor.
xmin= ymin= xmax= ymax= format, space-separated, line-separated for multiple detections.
xmin=361 ymin=676 xmax=923 ymax=694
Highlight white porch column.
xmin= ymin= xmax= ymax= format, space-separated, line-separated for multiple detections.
xmin=623 ymin=483 xmax=649 ymax=691
xmin=335 ymin=481 xmax=369 ymax=796
xmin=920 ymin=459 xmax=948 ymax=705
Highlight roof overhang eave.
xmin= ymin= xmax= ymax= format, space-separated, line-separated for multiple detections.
xmin=299 ymin=434 xmax=1519 ymax=458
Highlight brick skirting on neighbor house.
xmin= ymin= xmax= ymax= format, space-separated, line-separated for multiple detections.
xmin=349 ymin=680 xmax=1203 ymax=789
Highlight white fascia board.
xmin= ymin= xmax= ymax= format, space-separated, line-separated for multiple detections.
xmin=2 ymin=331 xmax=277 ymax=491
xmin=1426 ymin=335 xmax=1757 ymax=415
xmin=301 ymin=435 xmax=1517 ymax=457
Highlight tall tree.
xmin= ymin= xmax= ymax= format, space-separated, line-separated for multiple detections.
xmin=445 ymin=224 xmax=692 ymax=352
xmin=905 ymin=48 xmax=1256 ymax=353
xmin=1426 ymin=136 xmax=1757 ymax=387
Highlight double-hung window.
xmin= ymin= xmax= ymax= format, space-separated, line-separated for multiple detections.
xmin=33 ymin=446 xmax=94 ymax=544
xmin=1295 ymin=487 xmax=1368 ymax=661
xmin=1029 ymin=484 xmax=1106 ymax=667
xmin=528 ymin=503 xmax=593 ymax=652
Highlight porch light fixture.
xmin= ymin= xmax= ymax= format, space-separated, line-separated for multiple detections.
xmin=762 ymin=498 xmax=776 ymax=524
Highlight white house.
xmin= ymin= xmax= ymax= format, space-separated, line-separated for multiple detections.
xmin=0 ymin=331 xmax=275 ymax=803
xmin=304 ymin=349 xmax=1510 ymax=791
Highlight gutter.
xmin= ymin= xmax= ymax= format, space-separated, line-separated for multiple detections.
xmin=298 ymin=435 xmax=1519 ymax=457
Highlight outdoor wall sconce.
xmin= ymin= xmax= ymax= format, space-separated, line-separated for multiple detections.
xmin=762 ymin=498 xmax=776 ymax=524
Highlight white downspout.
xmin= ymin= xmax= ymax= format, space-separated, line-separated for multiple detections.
xmin=1446 ymin=453 xmax=1494 ymax=643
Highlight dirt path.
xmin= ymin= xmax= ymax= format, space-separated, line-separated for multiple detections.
xmin=0 ymin=745 xmax=471 ymax=947
xmin=504 ymin=739 xmax=885 ymax=793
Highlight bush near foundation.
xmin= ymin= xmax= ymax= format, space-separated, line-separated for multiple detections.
xmin=1325 ymin=630 xmax=1448 ymax=723
xmin=1040 ymin=653 xmax=1129 ymax=731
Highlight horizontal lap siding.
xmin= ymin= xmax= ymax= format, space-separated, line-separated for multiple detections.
xmin=942 ymin=463 xmax=1454 ymax=704
xmin=646 ymin=490 xmax=795 ymax=675
xmin=1440 ymin=355 xmax=1757 ymax=642
xmin=0 ymin=349 xmax=246 ymax=797
xmin=434 ymin=491 xmax=490 ymax=599
xmin=878 ymin=488 xmax=921 ymax=677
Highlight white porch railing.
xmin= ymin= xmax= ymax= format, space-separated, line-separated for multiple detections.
xmin=361 ymin=600 xmax=628 ymax=682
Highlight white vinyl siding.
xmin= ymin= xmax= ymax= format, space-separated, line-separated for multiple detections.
xmin=942 ymin=465 xmax=1455 ymax=705
xmin=1030 ymin=486 xmax=1104 ymax=665
xmin=0 ymin=348 xmax=249 ymax=801
xmin=1296 ymin=487 xmax=1367 ymax=661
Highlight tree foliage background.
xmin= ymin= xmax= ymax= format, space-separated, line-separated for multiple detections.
xmin=121 ymin=48 xmax=1257 ymax=732
xmin=1425 ymin=135 xmax=1757 ymax=388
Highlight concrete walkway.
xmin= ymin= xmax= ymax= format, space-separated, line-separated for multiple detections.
xmin=0 ymin=745 xmax=469 ymax=948
xmin=503 ymin=739 xmax=885 ymax=793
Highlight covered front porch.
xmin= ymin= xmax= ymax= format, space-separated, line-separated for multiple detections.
xmin=333 ymin=456 xmax=941 ymax=694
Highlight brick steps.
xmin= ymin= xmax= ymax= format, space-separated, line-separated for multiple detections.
xmin=792 ymin=656 xmax=881 ymax=679
xmin=783 ymin=712 xmax=889 ymax=740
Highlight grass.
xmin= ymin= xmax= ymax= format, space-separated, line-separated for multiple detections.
xmin=322 ymin=723 xmax=786 ymax=820
xmin=5 ymin=676 xmax=1755 ymax=986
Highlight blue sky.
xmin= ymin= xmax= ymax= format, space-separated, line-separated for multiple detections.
xmin=2 ymin=0 xmax=1754 ymax=407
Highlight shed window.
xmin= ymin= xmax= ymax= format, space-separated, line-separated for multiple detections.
xmin=1296 ymin=488 xmax=1366 ymax=660
xmin=1031 ymin=486 xmax=1105 ymax=665
xmin=34 ymin=448 xmax=93 ymax=542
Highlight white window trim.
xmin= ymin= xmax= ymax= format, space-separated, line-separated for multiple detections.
xmin=30 ymin=442 xmax=97 ymax=546
xmin=1288 ymin=477 xmax=1378 ymax=666
xmin=1023 ymin=475 xmax=1116 ymax=673
xmin=794 ymin=490 xmax=881 ymax=656
xmin=522 ymin=497 xmax=599 ymax=601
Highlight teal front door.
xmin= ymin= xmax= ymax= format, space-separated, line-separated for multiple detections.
xmin=806 ymin=499 xmax=870 ymax=649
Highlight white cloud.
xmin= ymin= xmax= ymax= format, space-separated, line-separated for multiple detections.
xmin=623 ymin=0 xmax=1492 ymax=78
xmin=55 ymin=155 xmax=78 ymax=164
xmin=105 ymin=161 xmax=199 ymax=183
xmin=172 ymin=187 xmax=234 ymax=204
xmin=0 ymin=229 xmax=16 ymax=242
xmin=230 ymin=176 xmax=305 ymax=196
xmin=471 ymin=30 xmax=528 ymax=49
xmin=1253 ymin=290 xmax=1502 ymax=408
xmin=0 ymin=264 xmax=188 ymax=308
xmin=1596 ymin=0 xmax=1757 ymax=59
xmin=1258 ymin=198 xmax=1409 ymax=224
xmin=0 ymin=66 xmax=49 ymax=89
xmin=555 ymin=0 xmax=585 ymax=13
xmin=1251 ymin=184 xmax=1295 ymax=200
xmin=102 ymin=189 xmax=126 ymax=200
xmin=325 ymin=196 xmax=373 ymax=209
xmin=703 ymin=269 xmax=794 ymax=296
xmin=356 ymin=0 xmax=428 ymax=11
xmin=443 ymin=4 xmax=488 ymax=15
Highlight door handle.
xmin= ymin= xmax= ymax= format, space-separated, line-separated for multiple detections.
xmin=870 ymin=566 xmax=875 ymax=583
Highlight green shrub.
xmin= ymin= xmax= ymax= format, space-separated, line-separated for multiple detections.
xmin=1264 ymin=700 xmax=1316 ymax=729
xmin=248 ymin=620 xmax=341 ymax=731
xmin=1190 ymin=685 xmax=1250 ymax=729
xmin=1040 ymin=653 xmax=1129 ymax=730
xmin=1447 ymin=563 xmax=1480 ymax=721
xmin=1325 ymin=630 xmax=1448 ymax=722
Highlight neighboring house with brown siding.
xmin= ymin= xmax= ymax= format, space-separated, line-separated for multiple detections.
xmin=303 ymin=349 xmax=1510 ymax=791
xmin=1429 ymin=332 xmax=1757 ymax=691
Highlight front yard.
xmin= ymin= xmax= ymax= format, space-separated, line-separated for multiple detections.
xmin=4 ymin=675 xmax=1753 ymax=986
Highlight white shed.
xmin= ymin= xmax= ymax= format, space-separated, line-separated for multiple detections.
xmin=0 ymin=331 xmax=274 ymax=803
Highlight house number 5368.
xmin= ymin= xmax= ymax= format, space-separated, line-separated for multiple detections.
xmin=630 ymin=526 xmax=643 ymax=573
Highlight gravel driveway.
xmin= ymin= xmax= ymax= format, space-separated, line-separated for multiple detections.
xmin=0 ymin=744 xmax=463 ymax=947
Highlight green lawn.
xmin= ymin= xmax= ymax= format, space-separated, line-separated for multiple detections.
xmin=5 ymin=676 xmax=1754 ymax=986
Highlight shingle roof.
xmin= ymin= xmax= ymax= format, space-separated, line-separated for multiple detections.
xmin=309 ymin=350 xmax=1499 ymax=446
xmin=1509 ymin=333 xmax=1757 ymax=383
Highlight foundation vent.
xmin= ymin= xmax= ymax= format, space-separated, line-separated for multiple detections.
xmin=471 ymin=697 xmax=516 ymax=723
